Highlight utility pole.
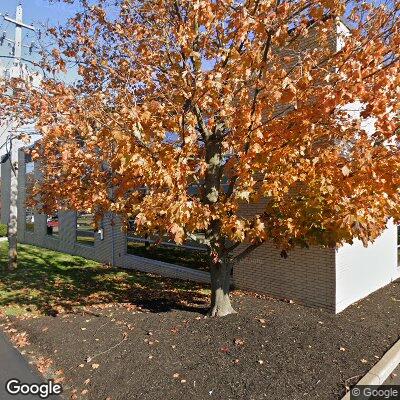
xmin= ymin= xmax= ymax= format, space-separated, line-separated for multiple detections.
xmin=1 ymin=3 xmax=35 ymax=270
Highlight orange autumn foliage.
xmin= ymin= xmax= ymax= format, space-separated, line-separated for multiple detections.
xmin=30 ymin=0 xmax=399 ymax=253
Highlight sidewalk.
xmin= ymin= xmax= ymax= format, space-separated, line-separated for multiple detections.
xmin=0 ymin=331 xmax=61 ymax=399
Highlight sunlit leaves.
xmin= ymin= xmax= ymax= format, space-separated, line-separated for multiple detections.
xmin=21 ymin=0 xmax=400 ymax=251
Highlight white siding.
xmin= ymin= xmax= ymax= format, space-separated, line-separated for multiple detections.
xmin=335 ymin=221 xmax=399 ymax=312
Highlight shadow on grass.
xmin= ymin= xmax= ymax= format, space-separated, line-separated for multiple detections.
xmin=0 ymin=243 xmax=210 ymax=317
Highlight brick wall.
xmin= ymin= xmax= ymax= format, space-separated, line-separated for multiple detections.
xmin=233 ymin=197 xmax=336 ymax=311
xmin=6 ymin=23 xmax=349 ymax=313
xmin=14 ymin=147 xmax=337 ymax=310
xmin=16 ymin=149 xmax=210 ymax=285
xmin=232 ymin=242 xmax=336 ymax=311
xmin=229 ymin=21 xmax=345 ymax=312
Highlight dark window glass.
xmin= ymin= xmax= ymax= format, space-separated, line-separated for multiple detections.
xmin=47 ymin=213 xmax=59 ymax=236
xmin=25 ymin=159 xmax=34 ymax=233
xmin=76 ymin=212 xmax=95 ymax=246
xmin=126 ymin=219 xmax=208 ymax=271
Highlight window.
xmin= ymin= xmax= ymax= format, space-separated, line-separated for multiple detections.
xmin=126 ymin=219 xmax=208 ymax=271
xmin=126 ymin=218 xmax=151 ymax=252
xmin=398 ymin=225 xmax=400 ymax=267
xmin=76 ymin=212 xmax=95 ymax=246
xmin=46 ymin=213 xmax=59 ymax=237
xmin=25 ymin=157 xmax=34 ymax=233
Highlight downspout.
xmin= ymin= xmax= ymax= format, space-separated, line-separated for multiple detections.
xmin=111 ymin=214 xmax=115 ymax=268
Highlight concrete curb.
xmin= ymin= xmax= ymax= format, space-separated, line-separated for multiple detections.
xmin=342 ymin=338 xmax=400 ymax=399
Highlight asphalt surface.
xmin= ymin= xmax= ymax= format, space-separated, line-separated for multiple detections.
xmin=0 ymin=331 xmax=61 ymax=399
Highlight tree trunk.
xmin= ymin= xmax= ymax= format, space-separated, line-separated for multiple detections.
xmin=199 ymin=116 xmax=235 ymax=316
xmin=8 ymin=159 xmax=18 ymax=271
xmin=144 ymin=233 xmax=150 ymax=250
xmin=208 ymin=257 xmax=236 ymax=317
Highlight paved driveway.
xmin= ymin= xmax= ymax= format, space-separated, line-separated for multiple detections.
xmin=0 ymin=331 xmax=61 ymax=399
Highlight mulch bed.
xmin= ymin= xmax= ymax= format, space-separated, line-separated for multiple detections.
xmin=3 ymin=281 xmax=400 ymax=400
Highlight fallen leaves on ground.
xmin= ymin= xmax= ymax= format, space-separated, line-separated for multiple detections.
xmin=54 ymin=369 xmax=65 ymax=383
xmin=234 ymin=338 xmax=245 ymax=346
xmin=10 ymin=331 xmax=30 ymax=348
xmin=36 ymin=356 xmax=53 ymax=374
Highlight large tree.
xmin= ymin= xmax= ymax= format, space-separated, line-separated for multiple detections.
xmin=30 ymin=0 xmax=399 ymax=316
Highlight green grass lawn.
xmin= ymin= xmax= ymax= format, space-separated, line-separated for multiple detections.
xmin=0 ymin=243 xmax=209 ymax=317
xmin=0 ymin=223 xmax=7 ymax=237
xmin=76 ymin=234 xmax=95 ymax=246
xmin=127 ymin=241 xmax=209 ymax=271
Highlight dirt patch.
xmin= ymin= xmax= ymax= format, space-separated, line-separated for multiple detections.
xmin=3 ymin=280 xmax=400 ymax=400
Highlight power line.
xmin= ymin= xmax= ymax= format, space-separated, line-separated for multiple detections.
xmin=0 ymin=4 xmax=39 ymax=152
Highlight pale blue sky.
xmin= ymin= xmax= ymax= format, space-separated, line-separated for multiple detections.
xmin=0 ymin=0 xmax=79 ymax=78
xmin=1 ymin=0 xmax=77 ymax=26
